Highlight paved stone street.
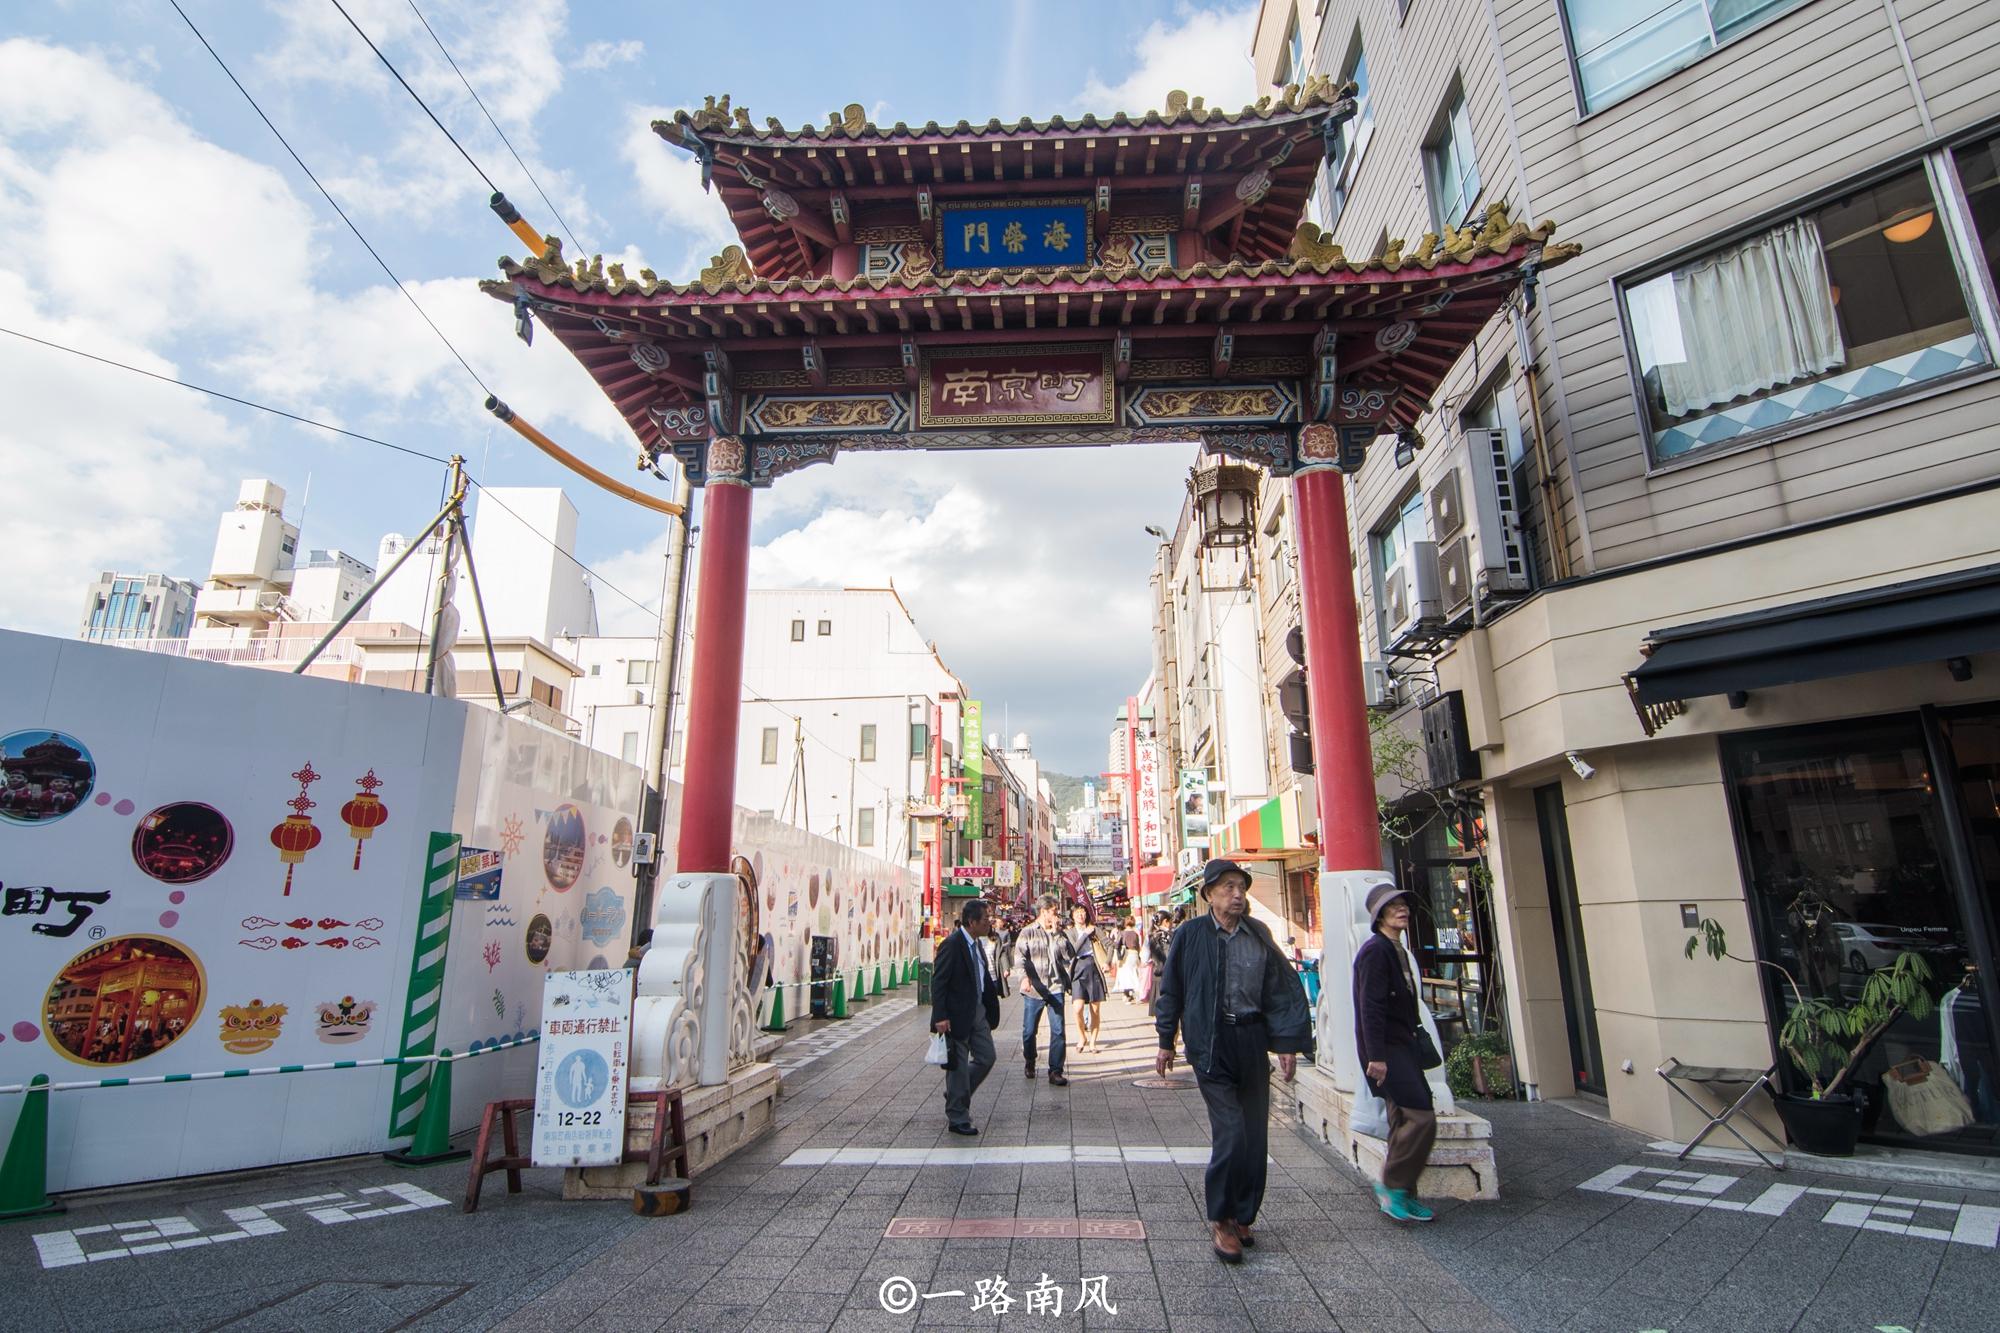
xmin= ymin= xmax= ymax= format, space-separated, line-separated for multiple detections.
xmin=8 ymin=987 xmax=2000 ymax=1331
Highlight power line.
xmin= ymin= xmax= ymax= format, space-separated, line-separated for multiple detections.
xmin=0 ymin=323 xmax=660 ymax=622
xmin=328 ymin=0 xmax=496 ymax=196
xmin=401 ymin=0 xmax=587 ymax=256
xmin=0 ymin=325 xmax=451 ymax=467
xmin=168 ymin=0 xmax=494 ymax=399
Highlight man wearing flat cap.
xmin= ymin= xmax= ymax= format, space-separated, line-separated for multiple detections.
xmin=1155 ymin=858 xmax=1314 ymax=1263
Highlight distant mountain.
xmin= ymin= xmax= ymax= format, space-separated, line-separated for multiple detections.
xmin=1041 ymin=770 xmax=1094 ymax=817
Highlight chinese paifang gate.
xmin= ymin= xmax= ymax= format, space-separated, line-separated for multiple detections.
xmin=478 ymin=80 xmax=1576 ymax=958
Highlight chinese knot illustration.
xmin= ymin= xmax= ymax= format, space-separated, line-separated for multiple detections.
xmin=269 ymin=762 xmax=323 ymax=895
xmin=340 ymin=769 xmax=389 ymax=869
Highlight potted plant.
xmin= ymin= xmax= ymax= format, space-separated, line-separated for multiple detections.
xmin=1684 ymin=917 xmax=1935 ymax=1156
xmin=1445 ymin=1028 xmax=1516 ymax=1100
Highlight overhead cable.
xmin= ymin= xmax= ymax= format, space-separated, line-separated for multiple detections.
xmin=169 ymin=0 xmax=495 ymax=399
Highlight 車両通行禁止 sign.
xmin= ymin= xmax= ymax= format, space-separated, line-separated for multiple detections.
xmin=918 ymin=346 xmax=1116 ymax=428
xmin=532 ymin=969 xmax=633 ymax=1168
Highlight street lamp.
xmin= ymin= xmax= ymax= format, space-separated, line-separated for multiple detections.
xmin=1187 ymin=459 xmax=1258 ymax=550
xmin=1143 ymin=524 xmax=1168 ymax=540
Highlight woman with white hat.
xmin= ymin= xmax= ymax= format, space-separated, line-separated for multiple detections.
xmin=1354 ymin=882 xmax=1438 ymax=1223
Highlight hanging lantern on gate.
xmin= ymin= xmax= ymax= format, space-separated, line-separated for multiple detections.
xmin=1187 ymin=459 xmax=1258 ymax=549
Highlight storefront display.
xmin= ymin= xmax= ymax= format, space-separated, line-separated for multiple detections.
xmin=1724 ymin=706 xmax=2000 ymax=1154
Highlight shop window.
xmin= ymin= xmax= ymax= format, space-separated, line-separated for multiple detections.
xmin=1563 ymin=0 xmax=1812 ymax=114
xmin=760 ymin=727 xmax=779 ymax=764
xmin=1622 ymin=163 xmax=1988 ymax=465
xmin=1723 ymin=718 xmax=1997 ymax=1153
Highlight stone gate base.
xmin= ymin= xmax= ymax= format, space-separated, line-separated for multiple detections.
xmin=1291 ymin=1065 xmax=1499 ymax=1200
xmin=562 ymin=1062 xmax=781 ymax=1200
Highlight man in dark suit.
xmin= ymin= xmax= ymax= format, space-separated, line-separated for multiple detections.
xmin=931 ymin=898 xmax=1001 ymax=1136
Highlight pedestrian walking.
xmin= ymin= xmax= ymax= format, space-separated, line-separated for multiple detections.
xmin=1017 ymin=895 xmax=1074 ymax=1086
xmin=1069 ymin=904 xmax=1109 ymax=1053
xmin=1155 ymin=858 xmax=1313 ymax=1263
xmin=1355 ymin=883 xmax=1439 ymax=1222
xmin=1143 ymin=913 xmax=1170 ymax=1008
xmin=1114 ymin=915 xmax=1142 ymax=1001
xmin=930 ymin=899 xmax=1000 ymax=1136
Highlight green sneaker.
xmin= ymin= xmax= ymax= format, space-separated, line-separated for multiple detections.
xmin=1394 ymin=1189 xmax=1435 ymax=1223
xmin=1376 ymin=1186 xmax=1429 ymax=1223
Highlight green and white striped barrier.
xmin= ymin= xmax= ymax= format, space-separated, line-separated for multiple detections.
xmin=0 ymin=1034 xmax=539 ymax=1096
xmin=389 ymin=832 xmax=461 ymax=1137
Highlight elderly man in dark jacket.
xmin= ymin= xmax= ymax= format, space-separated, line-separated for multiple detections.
xmin=931 ymin=899 xmax=1002 ymax=1136
xmin=1155 ymin=859 xmax=1314 ymax=1263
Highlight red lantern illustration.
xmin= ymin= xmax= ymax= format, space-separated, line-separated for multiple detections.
xmin=269 ymin=762 xmax=323 ymax=895
xmin=340 ymin=769 xmax=389 ymax=869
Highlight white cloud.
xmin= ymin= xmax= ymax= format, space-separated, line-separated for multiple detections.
xmin=620 ymin=106 xmax=737 ymax=274
xmin=576 ymin=39 xmax=643 ymax=70
xmin=1074 ymin=5 xmax=1260 ymax=118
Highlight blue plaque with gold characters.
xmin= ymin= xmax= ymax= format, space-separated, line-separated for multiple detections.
xmin=939 ymin=198 xmax=1092 ymax=271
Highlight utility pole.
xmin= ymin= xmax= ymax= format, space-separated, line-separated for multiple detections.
xmin=632 ymin=467 xmax=694 ymax=936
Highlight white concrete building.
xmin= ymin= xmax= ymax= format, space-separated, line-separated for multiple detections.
xmin=78 ymin=572 xmax=198 ymax=644
xmin=369 ymin=487 xmax=598 ymax=644
xmin=287 ymin=548 xmax=375 ymax=623
xmin=189 ymin=479 xmax=300 ymax=646
xmin=665 ymin=587 xmax=966 ymax=869
xmin=561 ymin=634 xmax=665 ymax=767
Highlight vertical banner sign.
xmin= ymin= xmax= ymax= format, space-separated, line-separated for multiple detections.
xmin=1178 ymin=769 xmax=1211 ymax=851
xmin=961 ymin=701 xmax=984 ymax=840
xmin=532 ymin=969 xmax=634 ymax=1167
xmin=1137 ymin=743 xmax=1163 ymax=858
xmin=389 ymin=832 xmax=460 ymax=1137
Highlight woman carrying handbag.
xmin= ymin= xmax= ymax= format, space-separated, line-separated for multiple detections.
xmin=1353 ymin=884 xmax=1440 ymax=1223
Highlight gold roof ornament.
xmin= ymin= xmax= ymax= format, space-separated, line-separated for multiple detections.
xmin=696 ymin=245 xmax=756 ymax=295
xmin=657 ymin=80 xmax=1357 ymax=147
xmin=1288 ymin=222 xmax=1344 ymax=268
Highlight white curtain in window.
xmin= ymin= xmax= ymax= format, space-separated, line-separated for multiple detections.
xmin=1652 ymin=216 xmax=1845 ymax=417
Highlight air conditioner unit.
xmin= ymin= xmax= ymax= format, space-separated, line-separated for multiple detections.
xmin=1363 ymin=660 xmax=1397 ymax=709
xmin=1384 ymin=563 xmax=1411 ymax=632
xmin=1390 ymin=540 xmax=1445 ymax=647
xmin=1438 ymin=535 xmax=1475 ymax=626
xmin=1464 ymin=427 xmax=1531 ymax=607
xmin=1428 ymin=467 xmax=1466 ymax=541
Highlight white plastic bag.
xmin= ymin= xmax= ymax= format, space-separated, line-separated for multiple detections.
xmin=1351 ymin=1088 xmax=1390 ymax=1139
xmin=925 ymin=1032 xmax=951 ymax=1067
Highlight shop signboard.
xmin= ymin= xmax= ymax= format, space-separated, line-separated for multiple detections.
xmin=1178 ymin=768 xmax=1211 ymax=849
xmin=961 ymin=701 xmax=983 ymax=840
xmin=531 ymin=969 xmax=633 ymax=1168
xmin=1136 ymin=743 xmax=1163 ymax=857
xmin=994 ymin=861 xmax=1019 ymax=888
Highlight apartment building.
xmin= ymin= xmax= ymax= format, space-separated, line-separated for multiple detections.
xmin=1255 ymin=0 xmax=2000 ymax=1154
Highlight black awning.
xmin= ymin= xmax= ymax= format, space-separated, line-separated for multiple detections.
xmin=1624 ymin=563 xmax=2000 ymax=736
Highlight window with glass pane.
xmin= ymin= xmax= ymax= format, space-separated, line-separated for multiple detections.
xmin=1463 ymin=370 xmax=1545 ymax=588
xmin=625 ymin=659 xmax=652 ymax=685
xmin=910 ymin=722 xmax=930 ymax=758
xmin=760 ymin=727 xmax=779 ymax=764
xmin=1955 ymin=132 xmax=2000 ymax=291
xmin=1565 ymin=0 xmax=1810 ymax=113
xmin=1624 ymin=166 xmax=1987 ymax=463
xmin=1423 ymin=90 xmax=1480 ymax=232
xmin=860 ymin=724 xmax=877 ymax=762
xmin=1370 ymin=490 xmax=1428 ymax=649
xmin=1317 ymin=35 xmax=1373 ymax=231
xmin=620 ymin=732 xmax=639 ymax=764
xmin=857 ymin=807 xmax=876 ymax=847
xmin=789 ymin=619 xmax=804 ymax=641
xmin=1724 ymin=719 xmax=1997 ymax=1151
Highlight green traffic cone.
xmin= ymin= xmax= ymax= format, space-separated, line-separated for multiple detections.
xmin=385 ymin=1053 xmax=471 ymax=1165
xmin=872 ymin=964 xmax=883 ymax=996
xmin=887 ymin=959 xmax=901 ymax=990
xmin=855 ymin=970 xmax=868 ymax=1003
xmin=831 ymin=974 xmax=848 ymax=1019
xmin=0 ymin=1076 xmax=62 ymax=1221
xmin=906 ymin=958 xmax=917 ymax=984
xmin=763 ymin=982 xmax=788 ymax=1032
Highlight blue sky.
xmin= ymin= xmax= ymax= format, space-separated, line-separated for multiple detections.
xmin=0 ymin=1 xmax=1262 ymax=774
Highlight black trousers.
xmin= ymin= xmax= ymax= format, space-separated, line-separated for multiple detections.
xmin=1195 ymin=1020 xmax=1272 ymax=1226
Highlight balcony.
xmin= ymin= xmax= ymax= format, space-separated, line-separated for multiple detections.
xmin=194 ymin=586 xmax=290 ymax=624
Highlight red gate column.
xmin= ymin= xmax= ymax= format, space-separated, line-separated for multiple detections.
xmin=1291 ymin=463 xmax=1379 ymax=871
xmin=674 ymin=462 xmax=753 ymax=874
